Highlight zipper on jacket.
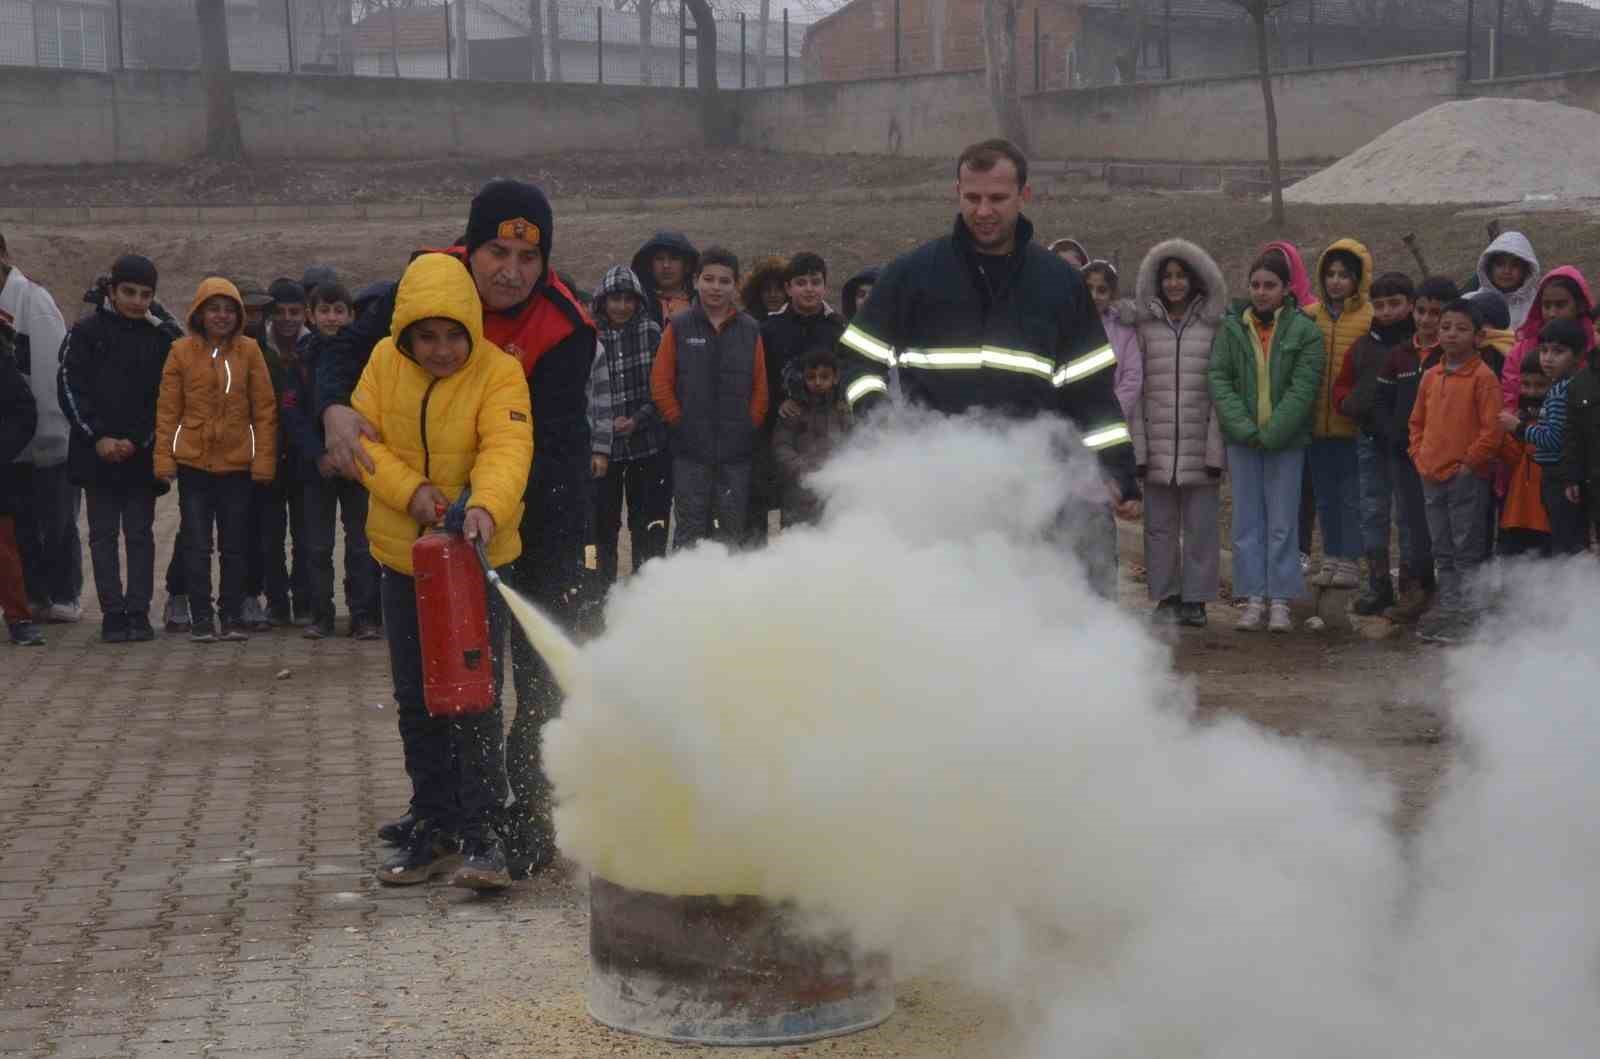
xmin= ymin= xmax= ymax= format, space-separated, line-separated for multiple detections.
xmin=419 ymin=377 xmax=440 ymax=479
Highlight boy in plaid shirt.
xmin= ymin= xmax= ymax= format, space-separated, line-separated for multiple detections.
xmin=589 ymin=266 xmax=670 ymax=583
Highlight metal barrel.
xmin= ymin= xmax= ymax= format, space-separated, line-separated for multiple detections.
xmin=587 ymin=876 xmax=895 ymax=1046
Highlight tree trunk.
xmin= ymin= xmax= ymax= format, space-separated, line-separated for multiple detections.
xmin=1116 ymin=0 xmax=1143 ymax=84
xmin=756 ymin=0 xmax=769 ymax=88
xmin=529 ymin=0 xmax=547 ymax=81
xmin=547 ymin=0 xmax=563 ymax=81
xmin=981 ymin=0 xmax=1030 ymax=152
xmin=195 ymin=0 xmax=243 ymax=159
xmin=1252 ymin=8 xmax=1286 ymax=226
xmin=638 ymin=0 xmax=655 ymax=85
xmin=682 ymin=0 xmax=717 ymax=91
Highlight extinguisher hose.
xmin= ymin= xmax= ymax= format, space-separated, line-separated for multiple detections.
xmin=443 ymin=486 xmax=501 ymax=586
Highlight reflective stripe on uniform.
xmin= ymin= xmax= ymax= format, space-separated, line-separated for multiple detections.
xmin=897 ymin=346 xmax=1055 ymax=380
xmin=841 ymin=325 xmax=897 ymax=366
xmin=846 ymin=375 xmax=889 ymax=406
xmin=1051 ymin=344 xmax=1116 ymax=388
xmin=1082 ymin=423 xmax=1132 ymax=450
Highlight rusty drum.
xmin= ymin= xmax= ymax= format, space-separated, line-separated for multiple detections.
xmin=588 ymin=876 xmax=895 ymax=1045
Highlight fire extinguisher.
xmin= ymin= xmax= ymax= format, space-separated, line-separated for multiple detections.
xmin=413 ymin=490 xmax=496 ymax=718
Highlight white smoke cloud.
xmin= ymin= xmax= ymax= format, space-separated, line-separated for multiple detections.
xmin=541 ymin=413 xmax=1600 ymax=1057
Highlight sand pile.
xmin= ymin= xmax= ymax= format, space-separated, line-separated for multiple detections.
xmin=1285 ymin=98 xmax=1600 ymax=205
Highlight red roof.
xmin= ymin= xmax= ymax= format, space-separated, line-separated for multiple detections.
xmin=351 ymin=9 xmax=448 ymax=51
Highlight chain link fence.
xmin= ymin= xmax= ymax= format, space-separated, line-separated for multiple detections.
xmin=0 ymin=0 xmax=809 ymax=85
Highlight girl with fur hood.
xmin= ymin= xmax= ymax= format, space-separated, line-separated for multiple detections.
xmin=1124 ymin=240 xmax=1227 ymax=628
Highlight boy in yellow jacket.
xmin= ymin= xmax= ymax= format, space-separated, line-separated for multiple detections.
xmin=155 ymin=278 xmax=278 ymax=643
xmin=352 ymin=253 xmax=533 ymax=891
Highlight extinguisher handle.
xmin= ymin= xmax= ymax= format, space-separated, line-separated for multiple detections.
xmin=442 ymin=487 xmax=472 ymax=536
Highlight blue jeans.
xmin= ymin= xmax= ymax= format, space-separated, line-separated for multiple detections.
xmin=1356 ymin=434 xmax=1401 ymax=559
xmin=1306 ymin=437 xmax=1361 ymax=560
xmin=1227 ymin=444 xmax=1306 ymax=601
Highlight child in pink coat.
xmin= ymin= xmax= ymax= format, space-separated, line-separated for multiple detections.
xmin=1083 ymin=261 xmax=1142 ymax=420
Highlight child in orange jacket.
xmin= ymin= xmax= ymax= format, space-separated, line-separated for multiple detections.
xmin=1408 ymin=299 xmax=1502 ymax=643
xmin=1494 ymin=350 xmax=1553 ymax=558
xmin=154 ymin=278 xmax=278 ymax=643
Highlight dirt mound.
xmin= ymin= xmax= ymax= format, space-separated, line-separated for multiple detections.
xmin=1285 ymin=98 xmax=1600 ymax=205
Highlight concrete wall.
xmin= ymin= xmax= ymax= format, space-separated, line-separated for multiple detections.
xmin=1029 ymin=52 xmax=1466 ymax=164
xmin=0 ymin=66 xmax=704 ymax=166
xmin=738 ymin=68 xmax=992 ymax=157
xmin=1465 ymin=66 xmax=1600 ymax=113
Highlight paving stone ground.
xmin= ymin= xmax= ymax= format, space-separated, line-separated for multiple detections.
xmin=0 ymin=499 xmax=608 ymax=1059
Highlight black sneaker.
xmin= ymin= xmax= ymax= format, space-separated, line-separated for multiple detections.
xmin=101 ymin=612 xmax=130 ymax=644
xmin=451 ymin=829 xmax=512 ymax=891
xmin=190 ymin=621 xmax=217 ymax=644
xmin=376 ymin=822 xmax=461 ymax=886
xmin=302 ymin=617 xmax=335 ymax=640
xmin=1179 ymin=601 xmax=1209 ymax=628
xmin=163 ymin=595 xmax=191 ymax=633
xmin=126 ymin=613 xmax=156 ymax=642
xmin=8 ymin=621 xmax=45 ymax=646
xmin=497 ymin=805 xmax=556 ymax=881
xmin=218 ymin=621 xmax=250 ymax=642
xmin=352 ymin=620 xmax=384 ymax=642
xmin=377 ymin=811 xmax=418 ymax=845
xmin=266 ymin=599 xmax=291 ymax=627
xmin=1150 ymin=596 xmax=1183 ymax=625
xmin=290 ymin=600 xmax=314 ymax=627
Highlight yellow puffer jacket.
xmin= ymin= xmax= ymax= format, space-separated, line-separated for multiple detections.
xmin=1309 ymin=238 xmax=1374 ymax=440
xmin=352 ymin=254 xmax=534 ymax=576
xmin=154 ymin=277 xmax=278 ymax=481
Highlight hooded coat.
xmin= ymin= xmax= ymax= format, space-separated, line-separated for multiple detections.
xmin=1308 ymin=238 xmax=1375 ymax=440
xmin=1209 ymin=298 xmax=1326 ymax=453
xmin=740 ymin=256 xmax=789 ymax=319
xmin=631 ymin=232 xmax=700 ymax=325
xmin=1502 ymin=266 xmax=1595 ymax=411
xmin=1475 ymin=231 xmax=1542 ymax=332
xmin=1260 ymin=241 xmax=1319 ymax=314
xmin=0 ymin=264 xmax=68 ymax=469
xmin=1122 ymin=240 xmax=1228 ymax=487
xmin=351 ymin=254 xmax=533 ymax=576
xmin=591 ymin=265 xmax=666 ymax=462
xmin=58 ymin=288 xmax=183 ymax=489
xmin=154 ymin=278 xmax=278 ymax=482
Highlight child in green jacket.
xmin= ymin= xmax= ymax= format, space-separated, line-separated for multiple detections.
xmin=1208 ymin=253 xmax=1326 ymax=634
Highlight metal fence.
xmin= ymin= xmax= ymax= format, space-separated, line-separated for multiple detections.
xmin=0 ymin=0 xmax=809 ymax=86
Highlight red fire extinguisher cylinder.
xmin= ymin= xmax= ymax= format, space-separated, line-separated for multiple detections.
xmin=412 ymin=529 xmax=495 ymax=717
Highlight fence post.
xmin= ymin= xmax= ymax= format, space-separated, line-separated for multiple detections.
xmin=1032 ymin=5 xmax=1040 ymax=91
xmin=114 ymin=0 xmax=124 ymax=69
xmin=1493 ymin=0 xmax=1505 ymax=77
xmin=445 ymin=2 xmax=452 ymax=78
xmin=597 ymin=4 xmax=603 ymax=83
xmin=893 ymin=0 xmax=900 ymax=74
xmin=679 ymin=3 xmax=687 ymax=87
xmin=1306 ymin=0 xmax=1314 ymax=66
xmin=783 ymin=7 xmax=789 ymax=85
xmin=284 ymin=0 xmax=295 ymax=72
xmin=740 ymin=13 xmax=747 ymax=89
xmin=1465 ymin=0 xmax=1475 ymax=81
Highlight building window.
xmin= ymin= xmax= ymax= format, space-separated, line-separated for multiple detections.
xmin=36 ymin=3 xmax=108 ymax=70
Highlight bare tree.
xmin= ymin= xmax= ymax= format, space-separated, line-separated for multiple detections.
xmin=529 ymin=0 xmax=548 ymax=80
xmin=196 ymin=0 xmax=243 ymax=159
xmin=683 ymin=0 xmax=717 ymax=90
xmin=981 ymin=0 xmax=1030 ymax=152
xmin=757 ymin=0 xmax=769 ymax=87
xmin=1115 ymin=0 xmax=1145 ymax=84
xmin=638 ymin=0 xmax=659 ymax=84
xmin=548 ymin=0 xmax=564 ymax=81
xmin=1223 ymin=0 xmax=1293 ymax=225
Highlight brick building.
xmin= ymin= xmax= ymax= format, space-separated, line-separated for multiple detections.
xmin=801 ymin=0 xmax=1082 ymax=89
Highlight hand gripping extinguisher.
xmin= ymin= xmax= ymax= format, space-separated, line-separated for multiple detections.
xmin=412 ymin=489 xmax=497 ymax=718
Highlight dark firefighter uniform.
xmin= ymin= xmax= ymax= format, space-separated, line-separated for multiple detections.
xmin=838 ymin=214 xmax=1137 ymax=592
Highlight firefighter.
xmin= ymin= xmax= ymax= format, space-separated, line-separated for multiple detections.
xmin=838 ymin=139 xmax=1140 ymax=596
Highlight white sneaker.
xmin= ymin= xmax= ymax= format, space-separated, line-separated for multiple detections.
xmin=1328 ymin=558 xmax=1360 ymax=590
xmin=46 ymin=601 xmax=82 ymax=623
xmin=1268 ymin=599 xmax=1294 ymax=633
xmin=1235 ymin=597 xmax=1266 ymax=631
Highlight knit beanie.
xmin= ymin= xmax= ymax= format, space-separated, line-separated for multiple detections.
xmin=268 ymin=278 xmax=306 ymax=306
xmin=464 ymin=180 xmax=553 ymax=261
xmin=110 ymin=254 xmax=158 ymax=290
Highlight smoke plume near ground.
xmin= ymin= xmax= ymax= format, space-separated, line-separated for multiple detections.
xmin=542 ymin=414 xmax=1600 ymax=1056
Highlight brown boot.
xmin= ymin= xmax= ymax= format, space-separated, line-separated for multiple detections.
xmin=1385 ymin=576 xmax=1436 ymax=625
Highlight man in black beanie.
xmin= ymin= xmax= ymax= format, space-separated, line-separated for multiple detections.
xmin=315 ymin=179 xmax=603 ymax=888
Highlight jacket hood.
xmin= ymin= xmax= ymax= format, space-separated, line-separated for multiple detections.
xmin=1477 ymin=231 xmax=1541 ymax=300
xmin=186 ymin=277 xmax=245 ymax=338
xmin=1047 ymin=238 xmax=1088 ymax=261
xmin=842 ymin=266 xmax=881 ymax=320
xmin=390 ymin=254 xmax=486 ymax=365
xmin=1515 ymin=265 xmax=1596 ymax=351
xmin=1314 ymin=238 xmax=1374 ymax=313
xmin=741 ymin=256 xmax=789 ymax=316
xmin=631 ymin=232 xmax=700 ymax=284
xmin=1128 ymin=239 xmax=1228 ymax=326
xmin=591 ymin=265 xmax=649 ymax=318
xmin=1261 ymin=240 xmax=1317 ymax=310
